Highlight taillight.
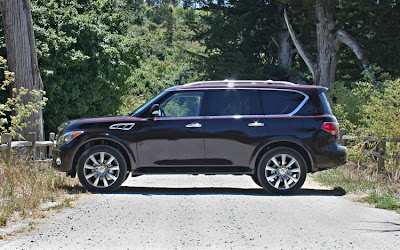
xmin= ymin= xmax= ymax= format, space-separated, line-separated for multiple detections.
xmin=321 ymin=122 xmax=339 ymax=135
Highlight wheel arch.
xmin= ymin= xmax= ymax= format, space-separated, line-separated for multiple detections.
xmin=252 ymin=140 xmax=314 ymax=173
xmin=69 ymin=136 xmax=136 ymax=177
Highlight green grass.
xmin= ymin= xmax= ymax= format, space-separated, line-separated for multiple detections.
xmin=313 ymin=162 xmax=400 ymax=213
xmin=362 ymin=192 xmax=400 ymax=210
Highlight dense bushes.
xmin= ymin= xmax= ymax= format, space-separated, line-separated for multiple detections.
xmin=31 ymin=0 xmax=141 ymax=134
xmin=329 ymin=78 xmax=400 ymax=138
xmin=328 ymin=77 xmax=400 ymax=172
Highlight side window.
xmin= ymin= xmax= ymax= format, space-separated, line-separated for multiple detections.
xmin=159 ymin=91 xmax=203 ymax=117
xmin=260 ymin=90 xmax=306 ymax=115
xmin=206 ymin=90 xmax=262 ymax=116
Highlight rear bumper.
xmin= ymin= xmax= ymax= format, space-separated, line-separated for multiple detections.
xmin=313 ymin=143 xmax=347 ymax=172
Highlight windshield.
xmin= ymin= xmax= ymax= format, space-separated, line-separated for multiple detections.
xmin=131 ymin=92 xmax=166 ymax=117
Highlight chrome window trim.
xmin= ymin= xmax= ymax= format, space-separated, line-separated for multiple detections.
xmin=181 ymin=88 xmax=309 ymax=117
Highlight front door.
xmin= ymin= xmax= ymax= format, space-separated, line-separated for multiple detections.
xmin=136 ymin=91 xmax=205 ymax=168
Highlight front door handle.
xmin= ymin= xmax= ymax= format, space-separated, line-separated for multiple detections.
xmin=248 ymin=122 xmax=264 ymax=127
xmin=186 ymin=123 xmax=202 ymax=128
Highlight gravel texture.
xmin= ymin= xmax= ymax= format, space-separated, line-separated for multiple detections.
xmin=1 ymin=175 xmax=400 ymax=249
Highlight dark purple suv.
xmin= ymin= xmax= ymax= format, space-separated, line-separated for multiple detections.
xmin=52 ymin=80 xmax=347 ymax=194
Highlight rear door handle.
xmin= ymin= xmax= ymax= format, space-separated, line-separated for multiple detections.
xmin=248 ymin=122 xmax=264 ymax=127
xmin=186 ymin=123 xmax=202 ymax=128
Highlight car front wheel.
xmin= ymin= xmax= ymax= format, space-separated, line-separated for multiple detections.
xmin=77 ymin=145 xmax=127 ymax=193
xmin=257 ymin=147 xmax=307 ymax=195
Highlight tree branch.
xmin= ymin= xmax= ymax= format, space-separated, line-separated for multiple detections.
xmin=283 ymin=7 xmax=316 ymax=78
xmin=336 ymin=29 xmax=376 ymax=82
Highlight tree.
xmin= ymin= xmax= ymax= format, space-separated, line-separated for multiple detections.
xmin=0 ymin=0 xmax=44 ymax=140
xmin=276 ymin=3 xmax=292 ymax=70
xmin=191 ymin=0 xmax=287 ymax=80
xmin=283 ymin=0 xmax=374 ymax=87
xmin=31 ymin=0 xmax=141 ymax=134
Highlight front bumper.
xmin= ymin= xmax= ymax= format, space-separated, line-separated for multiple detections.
xmin=52 ymin=145 xmax=75 ymax=173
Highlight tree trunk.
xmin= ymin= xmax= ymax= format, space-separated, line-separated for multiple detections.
xmin=1 ymin=0 xmax=44 ymax=141
xmin=284 ymin=0 xmax=374 ymax=87
xmin=277 ymin=4 xmax=292 ymax=69
xmin=314 ymin=0 xmax=339 ymax=87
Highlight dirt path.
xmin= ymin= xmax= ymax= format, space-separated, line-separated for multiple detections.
xmin=1 ymin=175 xmax=400 ymax=249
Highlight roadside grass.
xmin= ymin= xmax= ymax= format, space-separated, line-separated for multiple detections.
xmin=0 ymin=154 xmax=84 ymax=229
xmin=313 ymin=162 xmax=400 ymax=213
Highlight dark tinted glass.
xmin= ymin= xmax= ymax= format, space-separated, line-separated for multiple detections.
xmin=260 ymin=90 xmax=305 ymax=115
xmin=206 ymin=89 xmax=262 ymax=116
xmin=318 ymin=92 xmax=332 ymax=114
xmin=160 ymin=91 xmax=204 ymax=117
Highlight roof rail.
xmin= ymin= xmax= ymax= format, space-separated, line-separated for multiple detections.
xmin=183 ymin=80 xmax=297 ymax=86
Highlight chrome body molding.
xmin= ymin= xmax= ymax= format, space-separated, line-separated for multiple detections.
xmin=109 ymin=123 xmax=136 ymax=131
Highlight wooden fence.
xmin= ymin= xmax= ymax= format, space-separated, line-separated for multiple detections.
xmin=1 ymin=129 xmax=399 ymax=171
xmin=338 ymin=128 xmax=400 ymax=172
xmin=0 ymin=132 xmax=56 ymax=163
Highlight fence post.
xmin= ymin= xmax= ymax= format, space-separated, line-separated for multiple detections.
xmin=1 ymin=133 xmax=12 ymax=162
xmin=28 ymin=132 xmax=36 ymax=160
xmin=338 ymin=128 xmax=345 ymax=145
xmin=49 ymin=132 xmax=55 ymax=158
xmin=377 ymin=138 xmax=386 ymax=173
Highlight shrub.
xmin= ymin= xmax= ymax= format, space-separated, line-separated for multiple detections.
xmin=0 ymin=56 xmax=47 ymax=139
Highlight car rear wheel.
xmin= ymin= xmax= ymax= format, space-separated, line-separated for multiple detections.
xmin=257 ymin=147 xmax=307 ymax=195
xmin=250 ymin=174 xmax=262 ymax=187
xmin=77 ymin=145 xmax=127 ymax=193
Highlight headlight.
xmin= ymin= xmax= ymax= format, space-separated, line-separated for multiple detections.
xmin=57 ymin=131 xmax=83 ymax=145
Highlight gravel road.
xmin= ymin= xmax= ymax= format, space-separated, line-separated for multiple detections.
xmin=1 ymin=175 xmax=400 ymax=249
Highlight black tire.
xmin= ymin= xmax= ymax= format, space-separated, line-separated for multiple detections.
xmin=251 ymin=174 xmax=263 ymax=187
xmin=77 ymin=145 xmax=127 ymax=193
xmin=257 ymin=147 xmax=307 ymax=195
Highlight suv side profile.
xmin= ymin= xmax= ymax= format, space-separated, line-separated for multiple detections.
xmin=52 ymin=80 xmax=347 ymax=194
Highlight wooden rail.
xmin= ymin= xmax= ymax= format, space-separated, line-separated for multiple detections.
xmin=338 ymin=128 xmax=400 ymax=172
xmin=0 ymin=132 xmax=56 ymax=163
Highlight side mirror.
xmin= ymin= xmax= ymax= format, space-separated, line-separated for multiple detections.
xmin=150 ymin=104 xmax=160 ymax=117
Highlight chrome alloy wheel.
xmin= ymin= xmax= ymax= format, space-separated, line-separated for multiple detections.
xmin=83 ymin=152 xmax=120 ymax=188
xmin=264 ymin=153 xmax=301 ymax=190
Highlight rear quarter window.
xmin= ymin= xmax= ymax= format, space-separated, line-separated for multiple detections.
xmin=296 ymin=91 xmax=332 ymax=115
xmin=260 ymin=90 xmax=307 ymax=115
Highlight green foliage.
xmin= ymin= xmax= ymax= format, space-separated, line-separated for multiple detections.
xmin=1 ymin=0 xmax=398 ymax=133
xmin=336 ymin=0 xmax=400 ymax=80
xmin=362 ymin=79 xmax=400 ymax=138
xmin=124 ymin=5 xmax=204 ymax=107
xmin=329 ymin=77 xmax=400 ymax=170
xmin=362 ymin=192 xmax=400 ymax=211
xmin=0 ymin=57 xmax=47 ymax=139
xmin=328 ymin=81 xmax=374 ymax=133
xmin=192 ymin=0 xmax=288 ymax=80
xmin=31 ymin=0 xmax=141 ymax=133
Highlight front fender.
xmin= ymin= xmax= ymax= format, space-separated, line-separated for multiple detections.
xmin=71 ymin=133 xmax=137 ymax=172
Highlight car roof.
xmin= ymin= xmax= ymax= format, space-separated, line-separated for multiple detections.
xmin=167 ymin=80 xmax=328 ymax=92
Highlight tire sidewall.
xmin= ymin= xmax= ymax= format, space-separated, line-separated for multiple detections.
xmin=77 ymin=145 xmax=127 ymax=193
xmin=257 ymin=147 xmax=307 ymax=195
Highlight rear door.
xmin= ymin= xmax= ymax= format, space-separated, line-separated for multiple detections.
xmin=203 ymin=89 xmax=267 ymax=169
